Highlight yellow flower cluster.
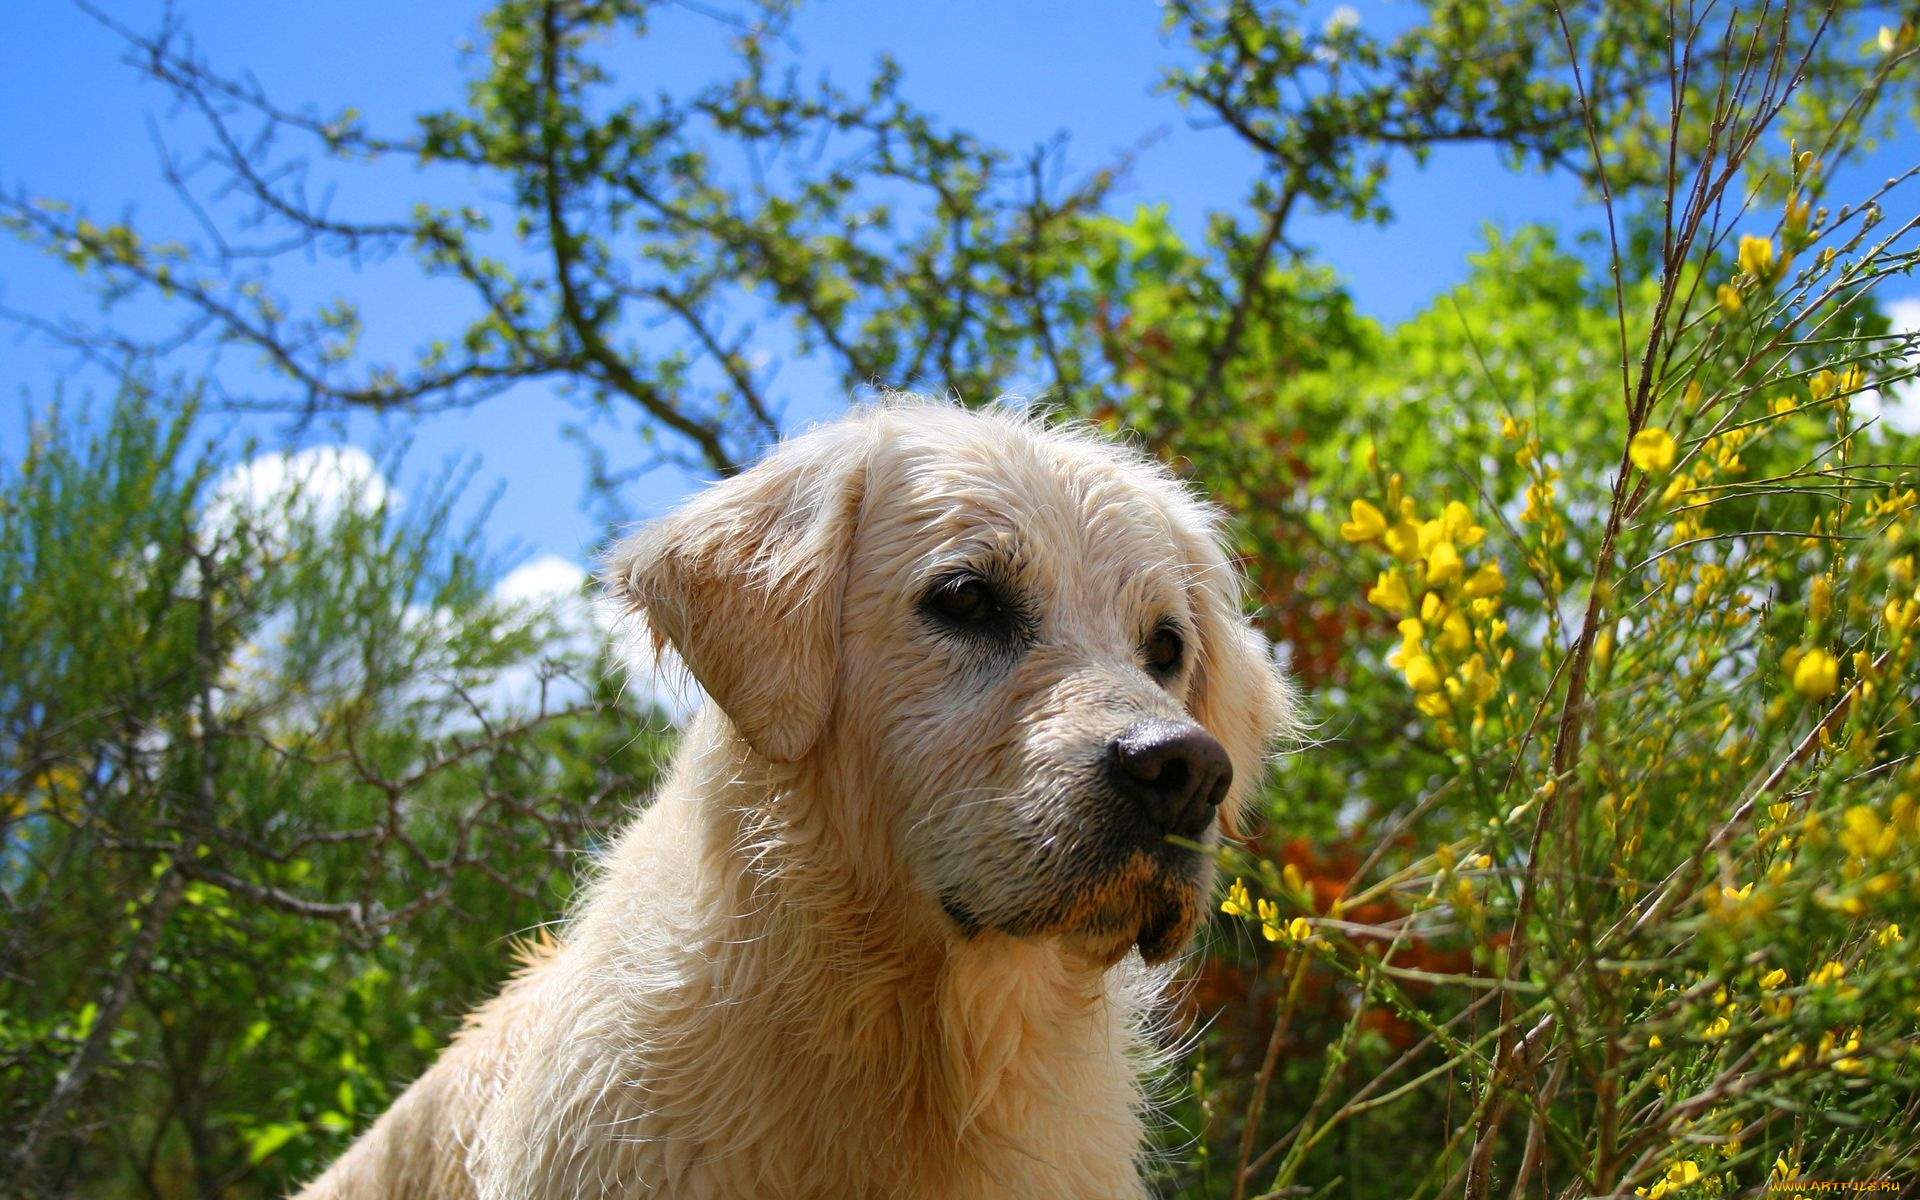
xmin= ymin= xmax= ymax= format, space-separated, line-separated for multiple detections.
xmin=1808 ymin=363 xmax=1863 ymax=407
xmin=1635 ymin=1159 xmax=1704 ymax=1199
xmin=1500 ymin=417 xmax=1567 ymax=560
xmin=1343 ymin=488 xmax=1508 ymax=730
xmin=1220 ymin=876 xmax=1316 ymax=945
xmin=1221 ymin=877 xmax=1252 ymax=919
xmin=1839 ymin=804 xmax=1898 ymax=861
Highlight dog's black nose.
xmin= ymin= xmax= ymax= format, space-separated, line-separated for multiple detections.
xmin=1107 ymin=719 xmax=1233 ymax=840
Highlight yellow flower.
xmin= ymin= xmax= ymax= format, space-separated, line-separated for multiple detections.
xmin=1403 ymin=654 xmax=1443 ymax=694
xmin=1877 ymin=923 xmax=1904 ymax=948
xmin=1809 ymin=575 xmax=1832 ymax=623
xmin=1809 ymin=960 xmax=1847 ymax=987
xmin=1257 ymin=898 xmax=1282 ymax=942
xmin=1221 ymin=877 xmax=1252 ymax=918
xmin=1720 ymin=1119 xmax=1744 ymax=1159
xmin=1841 ymin=806 xmax=1895 ymax=860
xmin=1791 ymin=648 xmax=1839 ymax=700
xmin=1739 ymin=233 xmax=1776 ymax=280
xmin=1702 ymin=1014 xmax=1731 ymax=1040
xmin=1286 ymin=916 xmax=1313 ymax=942
xmin=1426 ymin=540 xmax=1464 ymax=587
xmin=1785 ymin=193 xmax=1812 ymax=237
xmin=1499 ymin=415 xmax=1528 ymax=440
xmin=1460 ymin=560 xmax=1505 ymax=600
xmin=1809 ymin=368 xmax=1841 ymax=403
xmin=1648 ymin=1034 xmax=1663 ymax=1049
xmin=1760 ymin=968 xmax=1789 ymax=991
xmin=1629 ymin=427 xmax=1678 ymax=473
xmin=1383 ymin=518 xmax=1422 ymax=562
xmin=1884 ymin=598 xmax=1916 ymax=635
xmin=1441 ymin=500 xmax=1485 ymax=548
xmin=1366 ymin=569 xmax=1413 ymax=614
xmin=1778 ymin=1043 xmax=1806 ymax=1069
xmin=1340 ymin=499 xmax=1388 ymax=543
xmin=1832 ymin=1056 xmax=1866 ymax=1074
xmin=1389 ymin=618 xmax=1424 ymax=667
xmin=1716 ymin=282 xmax=1743 ymax=314
xmin=1646 ymin=1160 xmax=1701 ymax=1198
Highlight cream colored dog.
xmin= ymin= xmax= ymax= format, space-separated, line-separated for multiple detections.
xmin=297 ymin=400 xmax=1292 ymax=1199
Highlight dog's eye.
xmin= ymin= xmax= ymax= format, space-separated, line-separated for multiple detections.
xmin=925 ymin=576 xmax=1005 ymax=628
xmin=1143 ymin=623 xmax=1185 ymax=678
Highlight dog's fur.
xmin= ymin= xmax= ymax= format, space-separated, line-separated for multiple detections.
xmin=296 ymin=400 xmax=1293 ymax=1199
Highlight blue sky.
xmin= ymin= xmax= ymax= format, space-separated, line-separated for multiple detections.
xmin=3 ymin=0 xmax=1914 ymax=581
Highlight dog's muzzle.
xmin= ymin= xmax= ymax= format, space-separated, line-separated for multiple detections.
xmin=939 ymin=719 xmax=1233 ymax=965
xmin=1103 ymin=718 xmax=1233 ymax=843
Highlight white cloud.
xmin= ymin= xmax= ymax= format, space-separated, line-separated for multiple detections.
xmin=467 ymin=555 xmax=594 ymax=719
xmin=193 ymin=444 xmax=703 ymax=727
xmin=1887 ymin=295 xmax=1920 ymax=335
xmin=494 ymin=554 xmax=589 ymax=608
xmin=479 ymin=554 xmax=700 ymax=723
xmin=201 ymin=445 xmax=393 ymax=545
xmin=1859 ymin=294 xmax=1920 ymax=436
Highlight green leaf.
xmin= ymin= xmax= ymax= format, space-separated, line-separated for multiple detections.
xmin=247 ymin=1122 xmax=304 ymax=1165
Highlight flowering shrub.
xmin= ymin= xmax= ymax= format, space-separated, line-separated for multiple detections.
xmin=1087 ymin=10 xmax=1920 ymax=1199
xmin=1196 ymin=255 xmax=1919 ymax=1197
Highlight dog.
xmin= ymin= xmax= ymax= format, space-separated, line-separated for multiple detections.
xmin=295 ymin=399 xmax=1293 ymax=1199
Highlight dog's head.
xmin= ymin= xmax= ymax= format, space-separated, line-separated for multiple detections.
xmin=607 ymin=402 xmax=1293 ymax=965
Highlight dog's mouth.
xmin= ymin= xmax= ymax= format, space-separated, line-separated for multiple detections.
xmin=943 ymin=845 xmax=1208 ymax=967
xmin=1067 ymin=877 xmax=1198 ymax=966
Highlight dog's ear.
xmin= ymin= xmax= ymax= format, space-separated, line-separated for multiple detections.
xmin=604 ymin=422 xmax=868 ymax=763
xmin=1174 ymin=513 xmax=1295 ymax=831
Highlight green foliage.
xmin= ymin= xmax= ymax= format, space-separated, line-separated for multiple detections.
xmin=0 ymin=390 xmax=668 ymax=1195
xmin=1093 ymin=8 xmax=1920 ymax=1195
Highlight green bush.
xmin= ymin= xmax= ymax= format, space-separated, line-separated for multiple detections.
xmin=1085 ymin=18 xmax=1920 ymax=1199
xmin=0 ymin=390 xmax=668 ymax=1196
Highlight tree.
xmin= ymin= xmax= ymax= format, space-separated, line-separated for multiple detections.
xmin=9 ymin=2 xmax=1910 ymax=482
xmin=2 ymin=0 xmax=1117 ymax=479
